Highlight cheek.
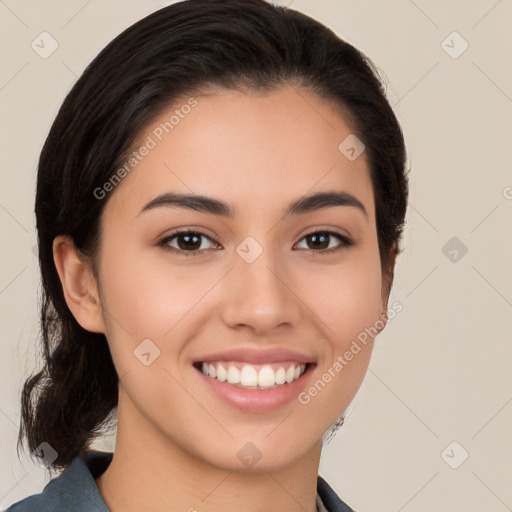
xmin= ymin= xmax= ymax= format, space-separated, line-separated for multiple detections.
xmin=295 ymin=251 xmax=383 ymax=343
xmin=98 ymin=248 xmax=220 ymax=350
xmin=101 ymin=246 xmax=176 ymax=318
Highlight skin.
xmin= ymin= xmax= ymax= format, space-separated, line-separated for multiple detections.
xmin=53 ymin=86 xmax=396 ymax=512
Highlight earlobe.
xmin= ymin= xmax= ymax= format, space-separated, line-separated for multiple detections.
xmin=52 ymin=235 xmax=105 ymax=334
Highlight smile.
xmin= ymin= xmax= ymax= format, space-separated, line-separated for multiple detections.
xmin=191 ymin=347 xmax=316 ymax=412
xmin=198 ymin=361 xmax=307 ymax=389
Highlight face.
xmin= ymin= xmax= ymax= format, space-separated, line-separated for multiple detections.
xmin=91 ymin=86 xmax=388 ymax=472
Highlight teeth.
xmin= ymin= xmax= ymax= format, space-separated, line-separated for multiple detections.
xmin=257 ymin=366 xmax=274 ymax=387
xmin=275 ymin=367 xmax=286 ymax=385
xmin=216 ymin=364 xmax=227 ymax=382
xmin=200 ymin=361 xmax=307 ymax=389
xmin=241 ymin=365 xmax=258 ymax=386
xmin=227 ymin=366 xmax=241 ymax=384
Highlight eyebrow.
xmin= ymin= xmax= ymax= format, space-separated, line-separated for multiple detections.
xmin=137 ymin=190 xmax=368 ymax=220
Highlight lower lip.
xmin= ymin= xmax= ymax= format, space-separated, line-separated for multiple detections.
xmin=195 ymin=364 xmax=315 ymax=413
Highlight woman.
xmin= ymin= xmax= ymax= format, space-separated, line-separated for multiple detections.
xmin=7 ymin=0 xmax=408 ymax=510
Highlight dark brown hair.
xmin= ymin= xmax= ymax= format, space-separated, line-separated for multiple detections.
xmin=18 ymin=0 xmax=409 ymax=474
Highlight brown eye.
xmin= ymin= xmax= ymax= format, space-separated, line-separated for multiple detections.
xmin=175 ymin=233 xmax=202 ymax=251
xmin=295 ymin=230 xmax=353 ymax=254
xmin=305 ymin=232 xmax=330 ymax=250
xmin=159 ymin=230 xmax=219 ymax=257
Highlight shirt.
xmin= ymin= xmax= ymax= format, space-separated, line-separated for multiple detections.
xmin=5 ymin=450 xmax=355 ymax=512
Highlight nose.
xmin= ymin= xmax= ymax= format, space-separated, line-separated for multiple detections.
xmin=220 ymin=244 xmax=302 ymax=335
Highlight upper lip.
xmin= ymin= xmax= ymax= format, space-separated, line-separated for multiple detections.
xmin=193 ymin=347 xmax=315 ymax=365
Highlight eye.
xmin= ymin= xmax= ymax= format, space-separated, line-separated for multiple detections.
xmin=158 ymin=228 xmax=354 ymax=257
xmin=158 ymin=229 xmax=219 ymax=257
xmin=295 ymin=230 xmax=354 ymax=255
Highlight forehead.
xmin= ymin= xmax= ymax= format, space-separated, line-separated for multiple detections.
xmin=103 ymin=86 xmax=374 ymax=223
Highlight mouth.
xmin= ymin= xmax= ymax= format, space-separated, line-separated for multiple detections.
xmin=191 ymin=348 xmax=317 ymax=412
xmin=192 ymin=360 xmax=314 ymax=390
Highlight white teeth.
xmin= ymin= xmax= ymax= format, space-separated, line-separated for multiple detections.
xmin=200 ymin=361 xmax=307 ymax=389
xmin=257 ymin=366 xmax=275 ymax=387
xmin=216 ymin=363 xmax=227 ymax=382
xmin=240 ymin=365 xmax=258 ymax=386
xmin=227 ymin=366 xmax=241 ymax=384
xmin=275 ymin=367 xmax=286 ymax=385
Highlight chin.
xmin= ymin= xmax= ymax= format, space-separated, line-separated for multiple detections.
xmin=191 ymin=432 xmax=319 ymax=474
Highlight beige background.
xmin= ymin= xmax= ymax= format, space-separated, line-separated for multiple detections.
xmin=1 ymin=1 xmax=511 ymax=510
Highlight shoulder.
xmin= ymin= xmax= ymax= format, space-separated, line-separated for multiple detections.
xmin=4 ymin=493 xmax=60 ymax=512
xmin=4 ymin=450 xmax=113 ymax=512
xmin=317 ymin=474 xmax=356 ymax=512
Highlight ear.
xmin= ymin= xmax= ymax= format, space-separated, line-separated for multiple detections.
xmin=377 ymin=240 xmax=398 ymax=331
xmin=52 ymin=235 xmax=106 ymax=334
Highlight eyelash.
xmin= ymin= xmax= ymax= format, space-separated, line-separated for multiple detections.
xmin=158 ymin=228 xmax=354 ymax=258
